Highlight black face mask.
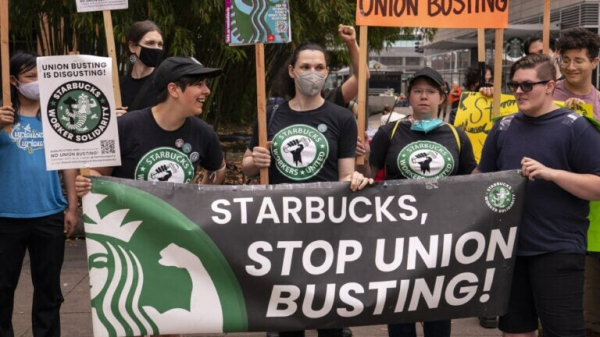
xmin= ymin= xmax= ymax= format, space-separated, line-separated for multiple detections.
xmin=138 ymin=46 xmax=163 ymax=67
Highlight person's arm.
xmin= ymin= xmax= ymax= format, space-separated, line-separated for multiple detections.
xmin=355 ymin=133 xmax=372 ymax=177
xmin=338 ymin=24 xmax=370 ymax=104
xmin=521 ymin=157 xmax=600 ymax=201
xmin=0 ymin=105 xmax=14 ymax=128
xmin=201 ymin=159 xmax=226 ymax=185
xmin=242 ymin=142 xmax=272 ymax=178
xmin=338 ymin=158 xmax=372 ymax=191
xmin=62 ymin=169 xmax=80 ymax=237
xmin=75 ymin=167 xmax=113 ymax=197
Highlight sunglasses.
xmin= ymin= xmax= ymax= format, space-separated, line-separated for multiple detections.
xmin=507 ymin=80 xmax=551 ymax=93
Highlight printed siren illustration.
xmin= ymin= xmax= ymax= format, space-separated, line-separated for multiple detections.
xmin=83 ymin=179 xmax=247 ymax=337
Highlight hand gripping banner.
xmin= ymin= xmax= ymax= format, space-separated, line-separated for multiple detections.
xmin=83 ymin=171 xmax=526 ymax=336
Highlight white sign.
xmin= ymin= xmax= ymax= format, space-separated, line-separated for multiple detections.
xmin=38 ymin=55 xmax=121 ymax=170
xmin=75 ymin=0 xmax=128 ymax=12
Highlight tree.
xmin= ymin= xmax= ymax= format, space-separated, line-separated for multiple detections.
xmin=8 ymin=0 xmax=434 ymax=127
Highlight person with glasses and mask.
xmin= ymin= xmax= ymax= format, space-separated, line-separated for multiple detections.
xmin=365 ymin=67 xmax=476 ymax=337
xmin=117 ymin=20 xmax=165 ymax=116
xmin=475 ymin=53 xmax=600 ymax=337
xmin=0 ymin=51 xmax=79 ymax=336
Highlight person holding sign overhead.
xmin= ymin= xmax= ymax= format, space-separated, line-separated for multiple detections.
xmin=117 ymin=20 xmax=164 ymax=116
xmin=0 ymin=51 xmax=79 ymax=337
xmin=365 ymin=67 xmax=476 ymax=337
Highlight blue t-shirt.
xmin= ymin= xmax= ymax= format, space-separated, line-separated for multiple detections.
xmin=478 ymin=108 xmax=600 ymax=255
xmin=0 ymin=116 xmax=67 ymax=218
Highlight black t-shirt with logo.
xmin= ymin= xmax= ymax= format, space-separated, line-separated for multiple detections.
xmin=112 ymin=107 xmax=223 ymax=183
xmin=249 ymin=101 xmax=357 ymax=184
xmin=369 ymin=119 xmax=476 ymax=180
xmin=119 ymin=74 xmax=159 ymax=111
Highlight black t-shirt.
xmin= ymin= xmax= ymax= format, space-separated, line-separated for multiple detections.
xmin=113 ymin=107 xmax=223 ymax=183
xmin=478 ymin=109 xmax=600 ymax=255
xmin=370 ymin=118 xmax=476 ymax=180
xmin=120 ymin=73 xmax=159 ymax=111
xmin=249 ymin=101 xmax=357 ymax=184
xmin=323 ymin=86 xmax=346 ymax=107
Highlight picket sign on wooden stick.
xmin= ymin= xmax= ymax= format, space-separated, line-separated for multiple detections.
xmin=356 ymin=26 xmax=368 ymax=166
xmin=102 ymin=10 xmax=122 ymax=109
xmin=492 ymin=29 xmax=504 ymax=119
xmin=477 ymin=28 xmax=487 ymax=88
xmin=1 ymin=0 xmax=11 ymax=133
xmin=255 ymin=43 xmax=269 ymax=185
xmin=543 ymin=0 xmax=551 ymax=54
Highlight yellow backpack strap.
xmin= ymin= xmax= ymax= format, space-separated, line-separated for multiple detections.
xmin=390 ymin=119 xmax=402 ymax=140
xmin=446 ymin=123 xmax=461 ymax=153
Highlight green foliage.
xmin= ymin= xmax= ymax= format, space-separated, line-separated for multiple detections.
xmin=8 ymin=0 xmax=434 ymax=127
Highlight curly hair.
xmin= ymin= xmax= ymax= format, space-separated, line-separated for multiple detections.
xmin=556 ymin=28 xmax=600 ymax=60
xmin=464 ymin=64 xmax=493 ymax=91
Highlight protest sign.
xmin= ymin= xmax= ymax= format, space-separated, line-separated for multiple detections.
xmin=453 ymin=92 xmax=594 ymax=162
xmin=75 ymin=0 xmax=128 ymax=13
xmin=356 ymin=0 xmax=509 ymax=28
xmin=38 ymin=55 xmax=121 ymax=170
xmin=1 ymin=0 xmax=10 ymax=133
xmin=225 ymin=0 xmax=291 ymax=45
xmin=84 ymin=171 xmax=525 ymax=336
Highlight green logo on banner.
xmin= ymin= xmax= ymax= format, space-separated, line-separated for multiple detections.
xmin=271 ymin=124 xmax=329 ymax=181
xmin=83 ymin=181 xmax=247 ymax=336
xmin=397 ymin=141 xmax=455 ymax=179
xmin=47 ymin=81 xmax=111 ymax=143
xmin=485 ymin=182 xmax=515 ymax=213
xmin=135 ymin=147 xmax=194 ymax=183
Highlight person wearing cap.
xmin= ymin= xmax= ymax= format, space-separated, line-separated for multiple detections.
xmin=75 ymin=56 xmax=226 ymax=195
xmin=366 ymin=67 xmax=476 ymax=337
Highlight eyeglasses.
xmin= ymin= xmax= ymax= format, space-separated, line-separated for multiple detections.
xmin=507 ymin=80 xmax=551 ymax=93
xmin=559 ymin=57 xmax=591 ymax=68
xmin=410 ymin=88 xmax=439 ymax=97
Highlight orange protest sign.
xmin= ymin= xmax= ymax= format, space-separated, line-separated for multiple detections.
xmin=356 ymin=0 xmax=509 ymax=28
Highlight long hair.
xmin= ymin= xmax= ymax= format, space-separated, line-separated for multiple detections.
xmin=273 ymin=42 xmax=328 ymax=100
xmin=9 ymin=51 xmax=39 ymax=123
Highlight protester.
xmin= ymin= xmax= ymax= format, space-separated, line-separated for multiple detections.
xmin=476 ymin=53 xmax=600 ymax=337
xmin=0 ymin=51 xmax=79 ymax=336
xmin=553 ymin=27 xmax=600 ymax=337
xmin=524 ymin=32 xmax=561 ymax=79
xmin=242 ymin=42 xmax=372 ymax=337
xmin=448 ymin=80 xmax=462 ymax=110
xmin=117 ymin=20 xmax=164 ymax=116
xmin=365 ymin=67 xmax=476 ymax=337
xmin=76 ymin=56 xmax=226 ymax=189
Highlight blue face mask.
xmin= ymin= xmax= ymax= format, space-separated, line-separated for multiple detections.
xmin=410 ymin=119 xmax=444 ymax=133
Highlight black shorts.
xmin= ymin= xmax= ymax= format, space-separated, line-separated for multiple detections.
xmin=498 ymin=253 xmax=585 ymax=337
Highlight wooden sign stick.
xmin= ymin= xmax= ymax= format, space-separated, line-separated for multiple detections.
xmin=492 ymin=29 xmax=504 ymax=119
xmin=477 ymin=28 xmax=486 ymax=87
xmin=102 ymin=10 xmax=122 ymax=109
xmin=356 ymin=26 xmax=368 ymax=166
xmin=255 ymin=42 xmax=269 ymax=185
xmin=1 ymin=0 xmax=11 ymax=133
xmin=543 ymin=0 xmax=551 ymax=54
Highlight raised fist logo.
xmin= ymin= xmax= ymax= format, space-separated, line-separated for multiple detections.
xmin=413 ymin=152 xmax=435 ymax=174
xmin=283 ymin=138 xmax=310 ymax=166
xmin=152 ymin=165 xmax=173 ymax=181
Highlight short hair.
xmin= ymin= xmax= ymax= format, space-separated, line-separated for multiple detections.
xmin=524 ymin=32 xmax=557 ymax=55
xmin=156 ymin=75 xmax=209 ymax=103
xmin=509 ymin=53 xmax=556 ymax=81
xmin=556 ymin=28 xmax=600 ymax=59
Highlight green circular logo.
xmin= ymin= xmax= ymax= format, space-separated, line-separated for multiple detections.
xmin=135 ymin=147 xmax=195 ymax=183
xmin=485 ymin=182 xmax=515 ymax=213
xmin=47 ymin=81 xmax=110 ymax=143
xmin=271 ymin=124 xmax=329 ymax=181
xmin=397 ymin=141 xmax=455 ymax=179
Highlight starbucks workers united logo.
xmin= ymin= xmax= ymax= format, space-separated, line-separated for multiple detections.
xmin=397 ymin=141 xmax=455 ymax=179
xmin=485 ymin=182 xmax=516 ymax=213
xmin=271 ymin=124 xmax=329 ymax=180
xmin=135 ymin=147 xmax=195 ymax=183
xmin=47 ymin=81 xmax=111 ymax=143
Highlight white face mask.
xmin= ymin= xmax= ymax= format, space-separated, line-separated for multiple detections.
xmin=294 ymin=70 xmax=326 ymax=97
xmin=16 ymin=80 xmax=40 ymax=101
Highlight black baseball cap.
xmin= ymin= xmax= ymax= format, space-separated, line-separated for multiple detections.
xmin=153 ymin=56 xmax=222 ymax=91
xmin=409 ymin=67 xmax=445 ymax=89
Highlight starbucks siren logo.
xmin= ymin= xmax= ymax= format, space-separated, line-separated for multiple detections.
xmin=135 ymin=147 xmax=195 ymax=183
xmin=271 ymin=124 xmax=329 ymax=180
xmin=47 ymin=81 xmax=111 ymax=143
xmin=485 ymin=182 xmax=516 ymax=213
xmin=397 ymin=141 xmax=455 ymax=179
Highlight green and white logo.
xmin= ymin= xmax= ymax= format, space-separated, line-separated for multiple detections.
xmin=135 ymin=147 xmax=194 ymax=183
xmin=397 ymin=141 xmax=455 ymax=179
xmin=485 ymin=182 xmax=516 ymax=213
xmin=47 ymin=81 xmax=111 ymax=143
xmin=271 ymin=124 xmax=329 ymax=181
xmin=83 ymin=181 xmax=247 ymax=336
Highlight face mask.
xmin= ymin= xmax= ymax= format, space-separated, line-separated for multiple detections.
xmin=410 ymin=118 xmax=444 ymax=133
xmin=15 ymin=80 xmax=40 ymax=101
xmin=294 ymin=70 xmax=326 ymax=97
xmin=138 ymin=45 xmax=163 ymax=67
